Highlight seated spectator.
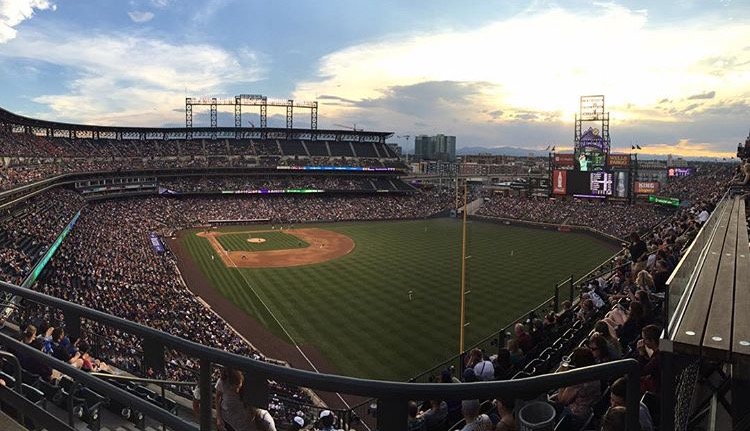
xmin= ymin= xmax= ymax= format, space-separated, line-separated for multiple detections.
xmin=551 ymin=347 xmax=600 ymax=426
xmin=408 ymin=401 xmax=426 ymax=431
xmin=577 ymin=299 xmax=596 ymax=322
xmin=493 ymin=349 xmax=512 ymax=380
xmin=290 ymin=416 xmax=305 ymax=431
xmin=50 ymin=327 xmax=83 ymax=368
xmin=600 ymin=406 xmax=628 ymax=431
xmin=471 ymin=350 xmax=494 ymax=382
xmin=16 ymin=324 xmax=52 ymax=380
xmin=317 ymin=410 xmax=341 ymax=431
xmin=588 ymin=333 xmax=612 ymax=364
xmin=493 ymin=398 xmax=516 ymax=431
xmin=506 ymin=339 xmax=524 ymax=366
xmin=458 ymin=399 xmax=492 ymax=431
xmin=594 ymin=321 xmax=622 ymax=360
xmin=514 ymin=323 xmax=533 ymax=353
xmin=609 ymin=377 xmax=654 ymax=431
xmin=417 ymin=399 xmax=449 ymax=430
xmin=637 ymin=325 xmax=661 ymax=394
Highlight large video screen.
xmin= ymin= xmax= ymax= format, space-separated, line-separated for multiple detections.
xmin=575 ymin=148 xmax=606 ymax=172
xmin=556 ymin=170 xmax=614 ymax=196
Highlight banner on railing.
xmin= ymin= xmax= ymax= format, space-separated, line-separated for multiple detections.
xmin=149 ymin=233 xmax=165 ymax=254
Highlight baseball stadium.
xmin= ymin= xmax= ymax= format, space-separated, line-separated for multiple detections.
xmin=0 ymin=89 xmax=746 ymax=431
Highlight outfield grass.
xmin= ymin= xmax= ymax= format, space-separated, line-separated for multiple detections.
xmin=215 ymin=231 xmax=308 ymax=252
xmin=182 ymin=218 xmax=619 ymax=381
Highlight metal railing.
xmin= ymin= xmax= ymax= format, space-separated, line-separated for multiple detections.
xmin=0 ymin=280 xmax=643 ymax=431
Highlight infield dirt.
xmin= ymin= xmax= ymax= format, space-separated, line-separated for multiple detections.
xmin=198 ymin=228 xmax=355 ymax=268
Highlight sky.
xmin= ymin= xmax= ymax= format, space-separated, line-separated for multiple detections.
xmin=1 ymin=0 xmax=749 ymax=158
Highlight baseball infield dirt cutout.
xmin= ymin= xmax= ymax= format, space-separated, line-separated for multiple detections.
xmin=197 ymin=228 xmax=355 ymax=268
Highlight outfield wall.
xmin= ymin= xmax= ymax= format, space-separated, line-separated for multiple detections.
xmin=471 ymin=214 xmax=624 ymax=247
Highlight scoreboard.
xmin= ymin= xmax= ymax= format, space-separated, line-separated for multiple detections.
xmin=589 ymin=172 xmax=613 ymax=196
xmin=553 ymin=170 xmax=616 ymax=197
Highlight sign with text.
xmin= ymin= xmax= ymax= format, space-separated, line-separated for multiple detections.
xmin=648 ymin=195 xmax=680 ymax=207
xmin=553 ymin=153 xmax=575 ymax=169
xmin=607 ymin=154 xmax=631 ymax=168
xmin=635 ymin=181 xmax=659 ymax=194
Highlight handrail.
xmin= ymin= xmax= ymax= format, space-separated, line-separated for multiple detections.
xmin=0 ymin=350 xmax=23 ymax=392
xmin=0 ymin=281 xmax=642 ymax=430
xmin=0 ymin=384 xmax=75 ymax=431
xmin=90 ymin=372 xmax=197 ymax=387
xmin=665 ymin=189 xmax=731 ymax=338
xmin=0 ymin=333 xmax=200 ymax=431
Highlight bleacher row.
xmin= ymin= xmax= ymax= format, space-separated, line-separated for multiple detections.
xmin=0 ymin=129 xmax=399 ymax=160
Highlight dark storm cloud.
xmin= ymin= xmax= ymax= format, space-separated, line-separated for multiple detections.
xmin=354 ymin=80 xmax=495 ymax=118
xmin=687 ymin=91 xmax=716 ymax=100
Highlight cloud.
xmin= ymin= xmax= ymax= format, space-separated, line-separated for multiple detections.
xmin=687 ymin=91 xmax=716 ymax=100
xmin=1 ymin=26 xmax=265 ymax=125
xmin=292 ymin=3 xmax=750 ymax=155
xmin=0 ymin=0 xmax=55 ymax=43
xmin=127 ymin=11 xmax=154 ymax=23
xmin=150 ymin=0 xmax=169 ymax=8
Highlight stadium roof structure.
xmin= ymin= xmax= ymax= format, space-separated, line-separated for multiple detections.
xmin=0 ymin=106 xmax=393 ymax=142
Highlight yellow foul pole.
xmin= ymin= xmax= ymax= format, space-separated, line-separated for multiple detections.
xmin=459 ymin=180 xmax=468 ymax=356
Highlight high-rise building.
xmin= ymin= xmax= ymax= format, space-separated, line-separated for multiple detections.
xmin=414 ymin=134 xmax=456 ymax=161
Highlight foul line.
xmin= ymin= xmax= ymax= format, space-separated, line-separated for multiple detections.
xmin=225 ymin=250 xmax=354 ymax=411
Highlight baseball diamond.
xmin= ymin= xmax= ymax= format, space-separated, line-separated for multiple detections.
xmin=173 ymin=218 xmax=619 ymax=381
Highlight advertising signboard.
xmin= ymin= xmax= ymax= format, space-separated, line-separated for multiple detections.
xmin=635 ymin=182 xmax=659 ymax=194
xmin=607 ymin=154 xmax=631 ymax=168
xmin=552 ymin=170 xmax=567 ymax=194
xmin=553 ymin=154 xmax=575 ymax=170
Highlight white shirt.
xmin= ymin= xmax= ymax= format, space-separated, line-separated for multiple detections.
xmin=473 ymin=360 xmax=494 ymax=381
xmin=698 ymin=210 xmax=709 ymax=224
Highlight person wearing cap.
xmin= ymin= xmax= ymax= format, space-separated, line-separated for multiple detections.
xmin=289 ymin=416 xmax=305 ymax=431
xmin=317 ymin=410 xmax=342 ymax=431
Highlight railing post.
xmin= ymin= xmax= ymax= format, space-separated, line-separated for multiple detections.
xmin=625 ymin=364 xmax=641 ymax=431
xmin=377 ymin=397 xmax=408 ymax=431
xmin=242 ymin=371 xmax=269 ymax=409
xmin=199 ymin=359 xmax=212 ymax=431
xmin=569 ymin=275 xmax=574 ymax=303
xmin=553 ymin=283 xmax=560 ymax=313
xmin=64 ymin=311 xmax=81 ymax=341
xmin=142 ymin=338 xmax=165 ymax=377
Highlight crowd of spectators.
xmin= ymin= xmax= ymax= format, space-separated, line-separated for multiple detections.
xmin=4 ymin=190 xmax=450 ymax=428
xmin=0 ymin=158 xmax=737 ymax=430
xmin=476 ymin=197 xmax=672 ymax=239
xmin=410 ymin=172 xmax=734 ymax=431
xmin=0 ymin=131 xmax=407 ymax=191
xmin=477 ymin=164 xmax=734 ymax=240
xmin=159 ymin=175 xmax=405 ymax=193
xmin=0 ymin=188 xmax=84 ymax=285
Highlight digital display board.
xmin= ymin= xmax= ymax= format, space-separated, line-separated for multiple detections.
xmin=565 ymin=171 xmax=614 ymax=196
xmin=576 ymin=149 xmax=606 ymax=172
xmin=667 ymin=167 xmax=693 ymax=177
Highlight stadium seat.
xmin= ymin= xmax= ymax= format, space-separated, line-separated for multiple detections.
xmin=77 ymin=387 xmax=106 ymax=431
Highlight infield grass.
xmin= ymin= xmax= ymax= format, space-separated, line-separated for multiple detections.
xmin=216 ymin=231 xmax=309 ymax=252
xmin=181 ymin=218 xmax=618 ymax=381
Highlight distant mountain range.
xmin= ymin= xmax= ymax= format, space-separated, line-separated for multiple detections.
xmin=400 ymin=145 xmax=733 ymax=162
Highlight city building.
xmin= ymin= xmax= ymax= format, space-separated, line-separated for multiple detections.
xmin=414 ymin=134 xmax=456 ymax=162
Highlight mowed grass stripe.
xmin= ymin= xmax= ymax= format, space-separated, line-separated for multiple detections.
xmin=181 ymin=219 xmax=619 ymax=381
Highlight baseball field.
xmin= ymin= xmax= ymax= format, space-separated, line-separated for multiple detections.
xmin=174 ymin=218 xmax=619 ymax=381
